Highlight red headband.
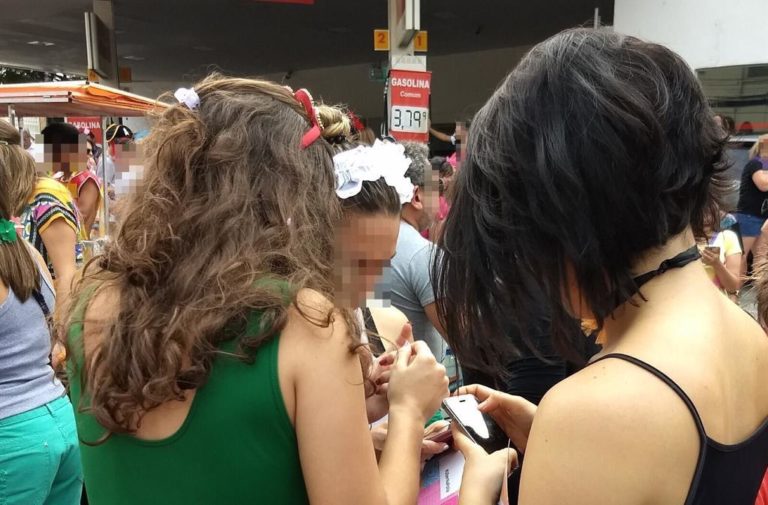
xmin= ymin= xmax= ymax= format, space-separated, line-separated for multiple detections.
xmin=347 ymin=110 xmax=365 ymax=133
xmin=293 ymin=88 xmax=323 ymax=149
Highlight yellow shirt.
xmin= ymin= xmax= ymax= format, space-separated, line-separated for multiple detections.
xmin=701 ymin=230 xmax=742 ymax=288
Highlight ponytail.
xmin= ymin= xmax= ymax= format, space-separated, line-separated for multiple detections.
xmin=0 ymin=120 xmax=39 ymax=301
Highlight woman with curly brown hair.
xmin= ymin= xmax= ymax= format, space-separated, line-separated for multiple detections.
xmin=63 ymin=75 xmax=450 ymax=505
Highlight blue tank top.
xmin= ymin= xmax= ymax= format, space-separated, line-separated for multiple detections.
xmin=0 ymin=259 xmax=63 ymax=419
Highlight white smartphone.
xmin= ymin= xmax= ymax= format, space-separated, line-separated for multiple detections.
xmin=442 ymin=395 xmax=508 ymax=453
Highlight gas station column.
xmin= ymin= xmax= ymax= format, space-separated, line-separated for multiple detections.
xmin=386 ymin=0 xmax=431 ymax=143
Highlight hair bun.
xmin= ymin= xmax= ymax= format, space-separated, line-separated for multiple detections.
xmin=0 ymin=127 xmax=21 ymax=147
xmin=316 ymin=104 xmax=351 ymax=144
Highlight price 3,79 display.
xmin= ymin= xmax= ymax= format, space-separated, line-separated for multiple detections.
xmin=391 ymin=106 xmax=429 ymax=134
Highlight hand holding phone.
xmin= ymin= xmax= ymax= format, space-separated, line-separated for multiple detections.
xmin=701 ymin=245 xmax=722 ymax=266
xmin=442 ymin=395 xmax=509 ymax=453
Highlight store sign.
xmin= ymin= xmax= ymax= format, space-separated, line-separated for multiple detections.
xmin=66 ymin=117 xmax=103 ymax=145
xmin=388 ymin=69 xmax=431 ymax=142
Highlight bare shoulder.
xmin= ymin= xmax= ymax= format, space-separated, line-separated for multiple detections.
xmin=519 ymin=358 xmax=700 ymax=504
xmin=284 ymin=288 xmax=349 ymax=343
xmin=368 ymin=306 xmax=409 ymax=350
xmin=535 ymin=358 xmax=681 ymax=437
xmin=281 ymin=288 xmax=358 ymax=362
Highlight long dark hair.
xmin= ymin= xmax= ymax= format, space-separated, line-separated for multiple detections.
xmin=433 ymin=29 xmax=728 ymax=371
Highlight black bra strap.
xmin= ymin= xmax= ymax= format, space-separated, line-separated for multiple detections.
xmin=31 ymin=289 xmax=51 ymax=318
xmin=590 ymin=353 xmax=708 ymax=505
xmin=362 ymin=307 xmax=386 ymax=356
xmin=632 ymin=245 xmax=701 ymax=290
xmin=591 ymin=353 xmax=708 ymax=438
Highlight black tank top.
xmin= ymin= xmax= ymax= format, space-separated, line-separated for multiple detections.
xmin=591 ymin=353 xmax=768 ymax=504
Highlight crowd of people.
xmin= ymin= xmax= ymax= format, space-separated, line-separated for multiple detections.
xmin=0 ymin=27 xmax=767 ymax=505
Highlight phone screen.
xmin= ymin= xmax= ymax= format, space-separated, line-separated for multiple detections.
xmin=442 ymin=395 xmax=508 ymax=453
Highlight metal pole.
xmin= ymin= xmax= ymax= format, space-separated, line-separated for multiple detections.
xmin=594 ymin=7 xmax=600 ymax=28
xmin=100 ymin=116 xmax=109 ymax=238
xmin=7 ymin=105 xmax=16 ymax=130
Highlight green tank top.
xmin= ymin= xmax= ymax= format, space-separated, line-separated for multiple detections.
xmin=67 ymin=306 xmax=309 ymax=505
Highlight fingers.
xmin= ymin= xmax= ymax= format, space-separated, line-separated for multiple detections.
xmin=477 ymin=395 xmax=501 ymax=413
xmin=375 ymin=370 xmax=392 ymax=386
xmin=451 ymin=422 xmax=485 ymax=457
xmin=376 ymin=350 xmax=396 ymax=367
xmin=493 ymin=448 xmax=519 ymax=478
xmin=396 ymin=322 xmax=414 ymax=348
xmin=424 ymin=420 xmax=450 ymax=437
xmin=421 ymin=440 xmax=450 ymax=456
xmin=394 ymin=343 xmax=412 ymax=368
xmin=457 ymin=384 xmax=496 ymax=403
xmin=410 ymin=340 xmax=435 ymax=359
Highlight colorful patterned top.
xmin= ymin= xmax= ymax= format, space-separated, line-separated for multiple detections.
xmin=63 ymin=170 xmax=102 ymax=241
xmin=20 ymin=177 xmax=82 ymax=276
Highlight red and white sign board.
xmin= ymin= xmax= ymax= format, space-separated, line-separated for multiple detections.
xmin=388 ymin=69 xmax=431 ymax=142
xmin=66 ymin=117 xmax=103 ymax=145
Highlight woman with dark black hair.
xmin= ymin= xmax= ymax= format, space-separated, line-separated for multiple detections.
xmin=435 ymin=28 xmax=768 ymax=504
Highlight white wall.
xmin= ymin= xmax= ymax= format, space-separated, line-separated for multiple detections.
xmin=126 ymin=45 xmax=531 ymax=127
xmin=614 ymin=0 xmax=768 ymax=70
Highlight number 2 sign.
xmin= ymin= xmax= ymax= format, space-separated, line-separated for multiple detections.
xmin=388 ymin=69 xmax=432 ymax=142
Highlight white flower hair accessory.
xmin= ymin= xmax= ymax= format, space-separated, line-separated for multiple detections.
xmin=174 ymin=87 xmax=200 ymax=110
xmin=333 ymin=140 xmax=414 ymax=205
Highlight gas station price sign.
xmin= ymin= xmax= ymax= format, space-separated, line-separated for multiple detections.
xmin=388 ymin=69 xmax=431 ymax=142
xmin=391 ymin=105 xmax=429 ymax=133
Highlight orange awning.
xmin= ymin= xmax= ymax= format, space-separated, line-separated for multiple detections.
xmin=0 ymin=81 xmax=163 ymax=117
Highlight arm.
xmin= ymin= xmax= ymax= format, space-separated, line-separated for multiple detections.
xmin=77 ymin=179 xmax=100 ymax=239
xmin=368 ymin=306 xmax=412 ymax=352
xmin=410 ymin=246 xmax=448 ymax=339
xmin=714 ymin=252 xmax=743 ymax=292
xmin=424 ymin=302 xmax=448 ymax=338
xmin=40 ymin=218 xmax=77 ymax=307
xmin=24 ymin=244 xmax=71 ymax=370
xmin=289 ymin=292 xmax=447 ymax=505
xmin=429 ymin=126 xmax=455 ymax=144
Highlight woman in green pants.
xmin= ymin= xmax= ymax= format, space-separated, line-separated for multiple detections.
xmin=0 ymin=119 xmax=82 ymax=505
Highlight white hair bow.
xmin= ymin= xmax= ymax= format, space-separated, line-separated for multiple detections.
xmin=174 ymin=87 xmax=200 ymax=110
xmin=333 ymin=140 xmax=414 ymax=205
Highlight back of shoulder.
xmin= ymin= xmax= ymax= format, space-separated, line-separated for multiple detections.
xmin=536 ymin=357 xmax=698 ymax=445
xmin=282 ymin=289 xmax=351 ymax=348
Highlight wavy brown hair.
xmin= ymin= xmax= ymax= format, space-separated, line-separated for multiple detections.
xmin=65 ymin=74 xmax=359 ymax=435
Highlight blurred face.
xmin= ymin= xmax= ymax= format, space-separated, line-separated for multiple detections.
xmin=414 ymin=171 xmax=441 ymax=230
xmin=44 ymin=139 xmax=88 ymax=178
xmin=334 ymin=212 xmax=400 ymax=308
xmin=455 ymin=122 xmax=468 ymax=143
xmin=759 ymin=138 xmax=768 ymax=158
xmin=22 ymin=131 xmax=32 ymax=150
